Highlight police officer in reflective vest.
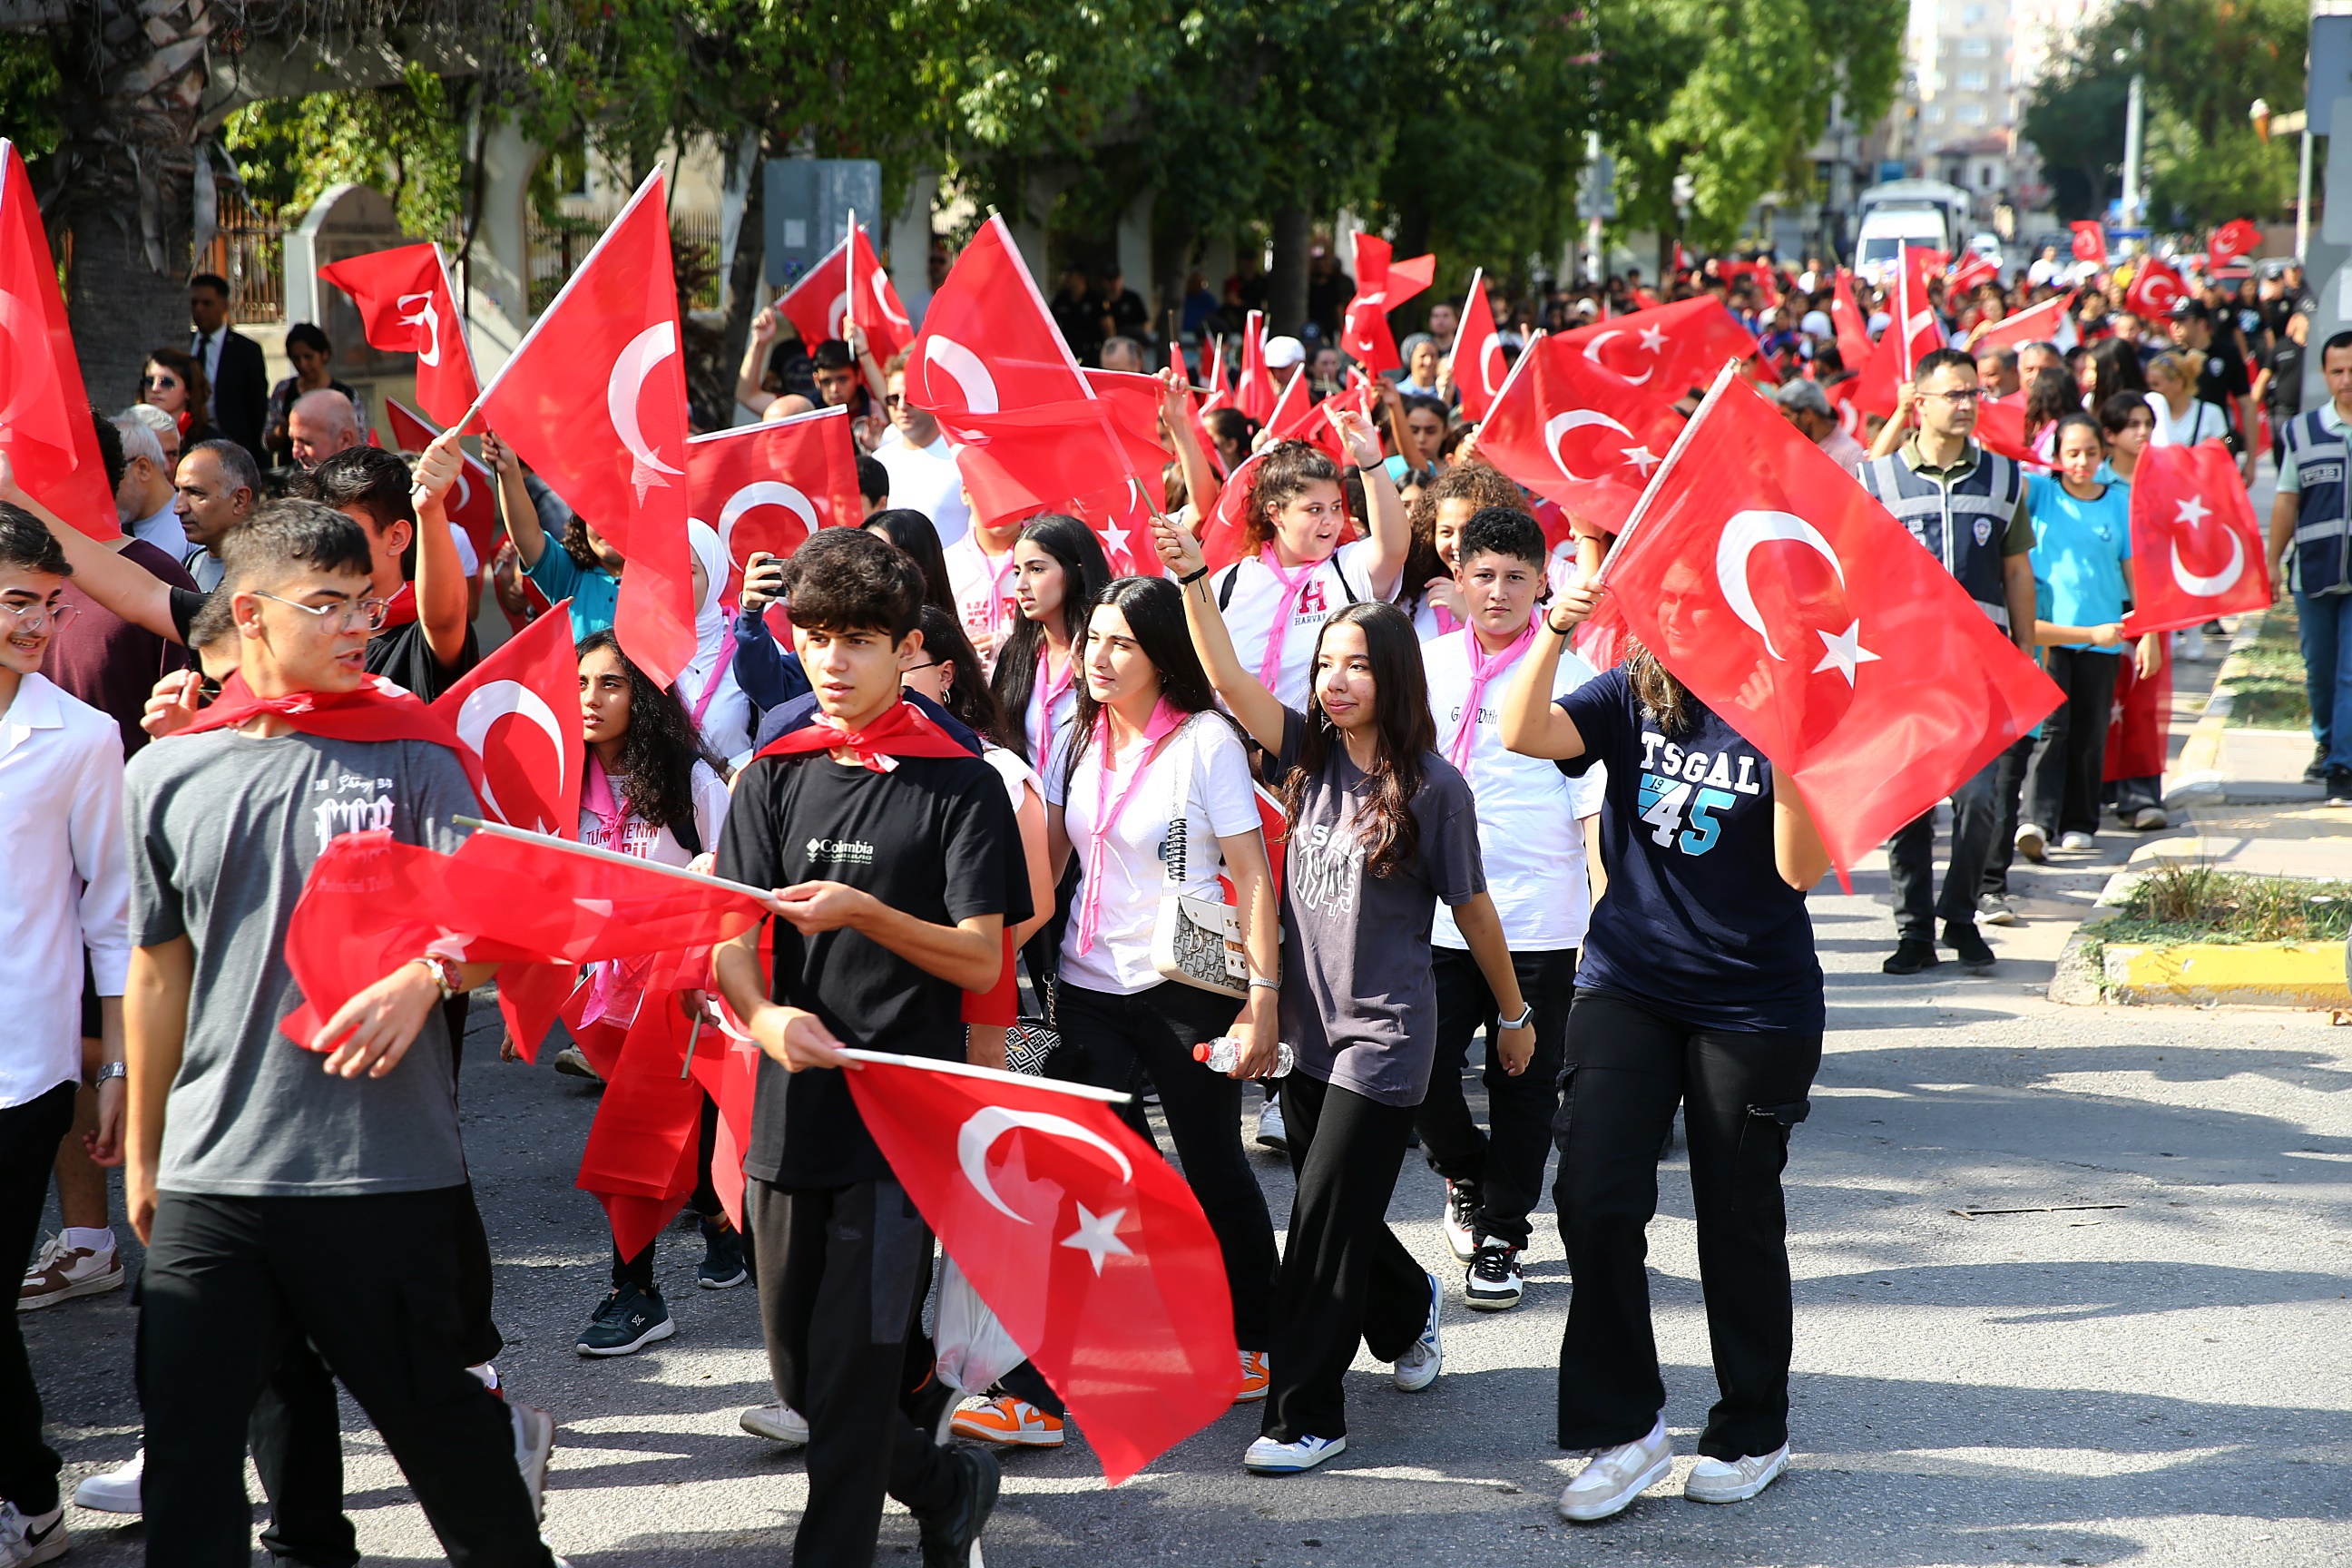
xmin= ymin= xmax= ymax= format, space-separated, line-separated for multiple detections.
xmin=1857 ymin=348 xmax=2039 ymax=976
xmin=2266 ymin=328 xmax=2352 ymax=805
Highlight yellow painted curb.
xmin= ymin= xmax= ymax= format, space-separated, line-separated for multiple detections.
xmin=2101 ymin=939 xmax=2351 ymax=1007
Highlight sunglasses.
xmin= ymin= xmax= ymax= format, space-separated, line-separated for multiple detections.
xmin=142 ymin=374 xmax=181 ymax=390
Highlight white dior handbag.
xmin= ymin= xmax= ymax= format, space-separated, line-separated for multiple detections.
xmin=1149 ymin=719 xmax=1253 ymax=998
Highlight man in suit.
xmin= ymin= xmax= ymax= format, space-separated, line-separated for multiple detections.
xmin=188 ymin=273 xmax=269 ymax=470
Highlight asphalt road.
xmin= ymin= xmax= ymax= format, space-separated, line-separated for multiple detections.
xmin=24 ymin=858 xmax=2352 ymax=1566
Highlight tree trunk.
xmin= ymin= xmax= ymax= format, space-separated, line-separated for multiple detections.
xmin=720 ymin=133 xmax=768 ymax=398
xmin=1269 ymin=201 xmax=1310 ymax=337
xmin=1150 ymin=201 xmax=1192 ymax=348
xmin=52 ymin=0 xmax=210 ymax=409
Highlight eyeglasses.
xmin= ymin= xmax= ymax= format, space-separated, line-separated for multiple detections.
xmin=250 ymin=592 xmax=390 ymax=632
xmin=1921 ymin=387 xmax=1983 ymax=404
xmin=0 ymin=600 xmax=76 ymax=632
xmin=884 ymin=394 xmax=904 ymax=407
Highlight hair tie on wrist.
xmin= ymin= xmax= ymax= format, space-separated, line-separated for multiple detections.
xmin=1179 ymin=564 xmax=1210 ymax=585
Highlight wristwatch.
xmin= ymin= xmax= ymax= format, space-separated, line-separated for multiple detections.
xmin=410 ymin=953 xmax=464 ymax=1001
xmin=93 ymin=1061 xmax=127 ymax=1084
xmin=1497 ymin=1003 xmax=1534 ymax=1031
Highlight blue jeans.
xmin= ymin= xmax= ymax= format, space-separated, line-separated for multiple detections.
xmin=2294 ymin=587 xmax=2352 ymax=772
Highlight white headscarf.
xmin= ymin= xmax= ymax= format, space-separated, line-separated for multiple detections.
xmin=681 ymin=519 xmax=753 ymax=763
xmin=688 ymin=519 xmax=731 ymax=659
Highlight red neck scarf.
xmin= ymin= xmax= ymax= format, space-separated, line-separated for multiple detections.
xmin=177 ymin=671 xmax=483 ymax=797
xmin=753 ymin=700 xmax=973 ymax=774
xmin=376 ymin=583 xmax=418 ymax=630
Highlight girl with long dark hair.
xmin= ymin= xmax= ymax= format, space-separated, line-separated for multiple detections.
xmin=1155 ymin=517 xmax=1531 ymax=1476
xmin=567 ymin=631 xmax=739 ymax=1358
xmin=988 ymin=513 xmax=1112 ymax=771
xmin=864 ymin=507 xmax=958 ymax=617
xmin=1498 ymin=573 xmax=1829 ymax=1521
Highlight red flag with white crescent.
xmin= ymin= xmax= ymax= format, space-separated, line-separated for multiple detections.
xmin=2071 ymin=221 xmax=2108 ymax=265
xmin=383 ymin=398 xmax=501 ymax=554
xmin=318 ymin=242 xmax=481 ymax=427
xmin=779 ymin=217 xmax=915 ymax=363
xmin=1447 ymin=268 xmax=1509 ymax=422
xmin=1598 ymin=374 xmax=2060 ymax=880
xmin=1853 ymin=245 xmax=1947 ymax=417
xmin=1969 ymin=290 xmax=2079 ymax=355
xmin=845 ymin=1054 xmax=1240 ymax=1485
xmin=685 ymin=404 xmax=862 ymax=605
xmin=1476 ymin=333 xmax=1683 ymax=534
xmin=427 ymin=604 xmax=583 ymax=838
xmin=2210 ymin=219 xmax=2262 ymax=267
xmin=2123 ymin=256 xmax=2188 ymax=319
xmin=1553 ymin=296 xmax=1765 ymax=406
xmin=906 ymin=215 xmax=1087 ymax=418
xmin=1339 ymin=233 xmax=1435 ymax=375
xmin=0 ymin=140 xmax=116 ymax=538
xmin=473 ymin=171 xmax=695 ymax=688
xmin=2122 ymin=441 xmax=2269 ymax=637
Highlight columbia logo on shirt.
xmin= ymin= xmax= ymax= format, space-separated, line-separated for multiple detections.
xmin=805 ymin=837 xmax=877 ymax=866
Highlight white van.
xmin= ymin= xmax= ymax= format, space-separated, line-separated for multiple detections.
xmin=1854 ymin=207 xmax=1952 ymax=285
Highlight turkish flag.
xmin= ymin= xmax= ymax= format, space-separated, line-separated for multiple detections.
xmin=779 ymin=218 xmax=915 ymax=363
xmin=317 ymin=242 xmax=481 ymax=427
xmin=1829 ymin=269 xmax=1874 ymax=373
xmin=1973 ymin=392 xmax=2043 ymax=469
xmin=577 ymin=991 xmax=709 ymax=1259
xmin=2123 ymin=257 xmax=2187 ymax=318
xmin=1479 ymin=333 xmax=1682 ymax=534
xmin=0 ymin=141 xmax=115 ymax=539
xmin=1950 ymin=252 xmax=2000 ymax=296
xmin=1599 ymin=376 xmax=2060 ymax=879
xmin=1447 ymin=268 xmax=1509 ymax=421
xmin=2210 ymin=219 xmax=2262 ymax=266
xmin=1717 ymin=260 xmax=1781 ymax=310
xmin=1340 ymin=233 xmax=1435 ymax=374
xmin=1236 ymin=310 xmax=1277 ymax=423
xmin=2070 ymin=222 xmax=2108 ymax=264
xmin=2104 ymin=637 xmax=2171 ymax=780
xmin=938 ymin=397 xmax=1154 ymax=562
xmin=1080 ymin=366 xmax=1184 ymax=469
xmin=1970 ymin=290 xmax=2078 ymax=355
xmin=845 ymin=1054 xmax=1240 ymax=1485
xmin=474 ymin=172 xmax=695 ymax=688
xmin=906 ymin=214 xmax=1086 ymax=417
xmin=1853 ymin=245 xmax=1946 ymax=417
xmin=1554 ymin=297 xmax=1763 ymax=407
xmin=2123 ymin=441 xmax=2269 ymax=637
xmin=1198 ymin=447 xmax=1267 ymax=571
xmin=686 ymin=404 xmax=862 ymax=605
xmin=428 ymin=605 xmax=583 ymax=838
xmin=1199 ymin=332 xmax=1231 ymax=414
xmin=1263 ymin=362 xmax=1311 ymax=439
xmin=383 ymin=399 xmax=500 ymax=555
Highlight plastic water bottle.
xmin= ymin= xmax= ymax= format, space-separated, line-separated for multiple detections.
xmin=1193 ymin=1037 xmax=1294 ymax=1076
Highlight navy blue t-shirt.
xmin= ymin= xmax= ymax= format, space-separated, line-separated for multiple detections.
xmin=1557 ymin=669 xmax=1823 ymax=1034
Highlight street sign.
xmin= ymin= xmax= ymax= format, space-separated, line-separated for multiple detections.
xmin=1577 ymin=153 xmax=1618 ymax=220
xmin=763 ymin=158 xmax=882 ymax=287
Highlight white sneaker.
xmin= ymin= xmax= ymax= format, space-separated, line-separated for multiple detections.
xmin=2014 ymin=823 xmax=2047 ymax=861
xmin=1242 ymin=1433 xmax=1346 ymax=1475
xmin=740 ymin=1402 xmax=809 ymax=1446
xmin=2058 ymin=830 xmax=2096 ymax=851
xmin=1440 ymin=1180 xmax=1478 ymax=1264
xmin=1255 ymin=1096 xmax=1288 ymax=1152
xmin=1391 ymin=1271 xmax=1443 ymax=1391
xmin=0 ymin=1500 xmax=66 ymax=1565
xmin=2132 ymin=806 xmax=2169 ymax=830
xmin=19 ymin=1231 xmax=122 ymax=1310
xmin=1684 ymin=1443 xmax=1789 ymax=1503
xmin=511 ymin=1401 xmax=556 ymax=1523
xmin=1557 ymin=1416 xmax=1672 ymax=1522
xmin=72 ymin=1448 xmax=142 ymax=1514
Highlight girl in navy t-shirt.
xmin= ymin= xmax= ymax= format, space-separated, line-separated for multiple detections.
xmin=1499 ymin=582 xmax=1829 ymax=1523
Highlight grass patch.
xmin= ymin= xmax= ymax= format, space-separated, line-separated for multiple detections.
xmin=2227 ymin=606 xmax=2313 ymax=730
xmin=2097 ymin=860 xmax=2352 ymax=945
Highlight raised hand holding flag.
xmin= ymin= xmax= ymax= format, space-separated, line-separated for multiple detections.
xmin=383 ymin=399 xmax=500 ymax=554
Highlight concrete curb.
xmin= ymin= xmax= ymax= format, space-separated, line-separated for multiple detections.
xmin=2164 ymin=612 xmax=2269 ymax=810
xmin=2050 ymin=870 xmax=2352 ymax=1008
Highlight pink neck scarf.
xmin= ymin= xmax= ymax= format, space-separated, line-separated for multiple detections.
xmin=1032 ymin=647 xmax=1075 ymax=767
xmin=1070 ymin=699 xmax=1182 ymax=956
xmin=580 ymin=752 xmax=636 ymax=1024
xmin=1255 ymin=544 xmax=1328 ymax=691
xmin=1446 ymin=617 xmax=1536 ymax=774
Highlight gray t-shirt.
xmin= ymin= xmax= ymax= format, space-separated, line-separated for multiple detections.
xmin=1274 ymin=709 xmax=1485 ymax=1107
xmin=127 ymin=730 xmax=475 ymax=1197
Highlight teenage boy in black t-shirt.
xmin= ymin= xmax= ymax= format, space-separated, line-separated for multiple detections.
xmin=713 ymin=527 xmax=1025 ymax=1568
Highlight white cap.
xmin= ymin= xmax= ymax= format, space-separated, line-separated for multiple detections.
xmin=1800 ymin=309 xmax=1833 ymax=338
xmin=1264 ymin=335 xmax=1306 ymax=369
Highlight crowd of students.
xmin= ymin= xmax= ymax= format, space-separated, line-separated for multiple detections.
xmin=2 ymin=236 xmax=2289 ymax=1566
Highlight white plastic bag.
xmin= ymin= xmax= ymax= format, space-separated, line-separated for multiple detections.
xmin=932 ymin=1254 xmax=1028 ymax=1433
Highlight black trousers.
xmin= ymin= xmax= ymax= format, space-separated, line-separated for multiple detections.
xmin=1061 ymin=980 xmax=1274 ymax=1348
xmin=2025 ymin=647 xmax=2122 ymax=839
xmin=1262 ymin=1073 xmax=1428 ymax=1443
xmin=140 ymin=1189 xmax=551 ymax=1567
xmin=1886 ymin=753 xmax=2000 ymax=940
xmin=0 ymin=1082 xmax=74 ymax=1515
xmin=1553 ymin=990 xmax=1819 ymax=1461
xmin=748 ymin=1177 xmax=956 ymax=1567
xmin=1420 ymin=947 xmax=1577 ymax=1251
xmin=611 ymin=1094 xmax=723 ymax=1293
xmin=1979 ymin=730 xmax=2038 ymax=898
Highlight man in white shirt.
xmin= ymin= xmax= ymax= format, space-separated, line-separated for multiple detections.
xmin=112 ymin=417 xmax=188 ymax=556
xmin=2026 ymin=245 xmax=2064 ymax=289
xmin=871 ymin=357 xmax=971 ymax=546
xmin=0 ymin=502 xmax=129 ymax=1563
xmin=1771 ymin=378 xmax=1868 ymax=476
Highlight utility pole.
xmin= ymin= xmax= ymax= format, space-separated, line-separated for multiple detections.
xmin=2120 ymin=71 xmax=2145 ymax=228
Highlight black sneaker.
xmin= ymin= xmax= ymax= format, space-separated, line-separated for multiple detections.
xmin=1944 ymin=919 xmax=1996 ymax=973
xmin=1441 ymin=1180 xmax=1479 ymax=1264
xmin=916 ymin=1444 xmax=1000 ymax=1568
xmin=575 ymin=1282 xmax=675 ymax=1357
xmin=2330 ymin=770 xmax=2352 ymax=808
xmin=697 ymin=1218 xmax=748 ymax=1289
xmin=1464 ymin=1242 xmax=1524 ymax=1311
xmin=2307 ymin=746 xmax=2329 ymax=785
xmin=1882 ymin=938 xmax=1939 ymax=975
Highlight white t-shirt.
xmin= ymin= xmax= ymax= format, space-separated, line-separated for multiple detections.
xmin=676 ymin=646 xmax=752 ymax=765
xmin=874 ymin=428 xmax=972 ymax=546
xmin=1017 ymin=654 xmax=1081 ymax=779
xmin=578 ymin=760 xmax=731 ymax=867
xmin=2148 ymin=393 xmax=2228 ymax=449
xmin=1048 ymin=714 xmax=1262 ymax=995
xmin=944 ymin=533 xmax=1019 ymax=671
xmin=1421 ymin=628 xmax=1605 ymax=950
xmin=980 ymin=742 xmax=1039 ymax=813
xmin=1213 ymin=537 xmax=1386 ymax=710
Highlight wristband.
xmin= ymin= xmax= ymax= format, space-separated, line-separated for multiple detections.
xmin=1549 ymin=613 xmax=1577 ymax=637
xmin=93 ymin=1061 xmax=127 ymax=1084
xmin=1497 ymin=1003 xmax=1534 ymax=1031
xmin=1247 ymin=976 xmax=1280 ymax=993
xmin=1179 ymin=564 xmax=1211 ymax=586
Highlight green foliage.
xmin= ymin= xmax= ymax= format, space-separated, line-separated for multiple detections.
xmin=2144 ymin=111 xmax=2296 ymax=230
xmin=222 ymin=63 xmax=466 ymax=236
xmin=0 ymin=34 xmax=63 ymax=171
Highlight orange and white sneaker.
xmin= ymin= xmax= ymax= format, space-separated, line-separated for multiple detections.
xmin=1233 ymin=1350 xmax=1270 ymax=1403
xmin=949 ymin=1395 xmax=1065 ymax=1448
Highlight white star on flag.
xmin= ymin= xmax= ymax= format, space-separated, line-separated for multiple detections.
xmin=1099 ymin=519 xmax=1132 ymax=560
xmin=1058 ymin=1202 xmax=1132 ymax=1275
xmin=2174 ymin=495 xmax=2211 ymax=527
xmin=1620 ymin=445 xmax=1661 ymax=477
xmin=1812 ymin=619 xmax=1882 ymax=684
xmin=1638 ymin=325 xmax=1668 ymax=354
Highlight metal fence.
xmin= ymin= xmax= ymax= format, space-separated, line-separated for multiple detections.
xmin=528 ymin=202 xmax=723 ymax=314
xmin=198 ymin=180 xmax=283 ymax=325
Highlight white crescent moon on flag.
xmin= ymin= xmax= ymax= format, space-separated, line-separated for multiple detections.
xmin=396 ymin=289 xmax=443 ymax=367
xmin=1716 ymin=509 xmax=1847 ymax=661
xmin=718 ymin=481 xmax=820 ymax=560
xmin=1544 ymin=409 xmax=1633 ymax=481
xmin=825 ymin=289 xmax=851 ymax=340
xmin=451 ymin=468 xmax=473 ymax=514
xmin=1479 ymin=336 xmax=1504 ymax=397
xmin=607 ymin=321 xmax=685 ymax=485
xmin=956 ymin=1106 xmax=1134 ymax=1224
xmin=1582 ymin=329 xmax=1651 ymax=386
xmin=2172 ymin=527 xmax=2245 ymax=598
xmin=454 ymin=679 xmax=569 ymax=830
xmin=921 ymin=335 xmax=1000 ymax=414
xmin=872 ymin=267 xmax=910 ymax=327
